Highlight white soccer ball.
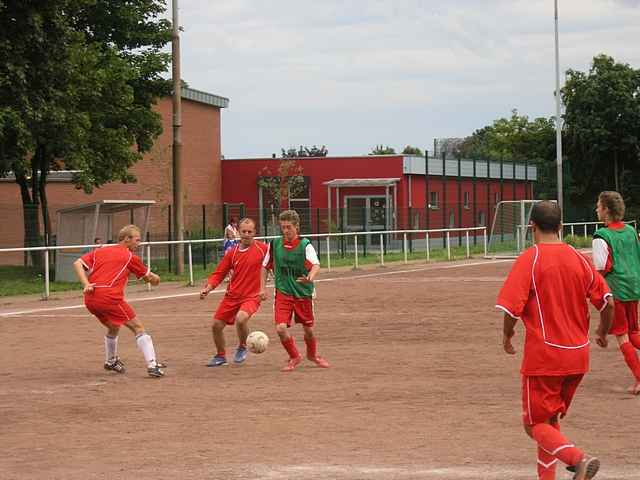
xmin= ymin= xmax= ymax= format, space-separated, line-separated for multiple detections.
xmin=246 ymin=331 xmax=269 ymax=354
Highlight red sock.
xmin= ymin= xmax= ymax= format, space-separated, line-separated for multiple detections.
xmin=629 ymin=332 xmax=640 ymax=350
xmin=620 ymin=342 xmax=640 ymax=381
xmin=537 ymin=446 xmax=557 ymax=480
xmin=305 ymin=336 xmax=317 ymax=359
xmin=531 ymin=423 xmax=583 ymax=467
xmin=217 ymin=350 xmax=225 ymax=357
xmin=281 ymin=336 xmax=300 ymax=359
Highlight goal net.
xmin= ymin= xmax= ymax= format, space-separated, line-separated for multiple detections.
xmin=486 ymin=200 xmax=547 ymax=259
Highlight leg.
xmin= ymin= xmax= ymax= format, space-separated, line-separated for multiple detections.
xmin=524 ymin=418 xmax=558 ymax=480
xmin=103 ymin=323 xmax=125 ymax=373
xmin=302 ymin=324 xmax=329 ymax=368
xmin=233 ymin=311 xmax=251 ymax=364
xmin=208 ymin=319 xmax=228 ymax=367
xmin=274 ymin=292 xmax=302 ymax=371
xmin=124 ymin=317 xmax=165 ymax=377
xmin=615 ymin=334 xmax=640 ymax=394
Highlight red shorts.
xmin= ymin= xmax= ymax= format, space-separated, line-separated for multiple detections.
xmin=274 ymin=290 xmax=314 ymax=327
xmin=85 ymin=297 xmax=135 ymax=327
xmin=609 ymin=300 xmax=639 ymax=336
xmin=521 ymin=374 xmax=584 ymax=425
xmin=214 ymin=295 xmax=261 ymax=325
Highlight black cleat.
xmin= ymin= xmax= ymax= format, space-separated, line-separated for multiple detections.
xmin=147 ymin=365 xmax=165 ymax=378
xmin=104 ymin=357 xmax=126 ymax=373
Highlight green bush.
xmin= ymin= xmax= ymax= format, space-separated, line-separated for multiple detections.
xmin=563 ymin=235 xmax=592 ymax=249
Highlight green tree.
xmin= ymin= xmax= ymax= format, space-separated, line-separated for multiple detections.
xmin=562 ymin=54 xmax=640 ymax=215
xmin=369 ymin=145 xmax=396 ymax=155
xmin=0 ymin=1 xmax=171 ymax=261
xmin=257 ymin=159 xmax=305 ymax=210
xmin=401 ymin=145 xmax=423 ymax=156
xmin=281 ymin=145 xmax=328 ymax=157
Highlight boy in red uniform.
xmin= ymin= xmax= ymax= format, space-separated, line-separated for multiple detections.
xmin=261 ymin=210 xmax=329 ymax=372
xmin=592 ymin=191 xmax=640 ymax=394
xmin=496 ymin=201 xmax=613 ymax=480
xmin=73 ymin=225 xmax=166 ymax=378
xmin=200 ymin=218 xmax=268 ymax=366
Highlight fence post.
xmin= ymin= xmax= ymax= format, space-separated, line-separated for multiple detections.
xmin=426 ymin=232 xmax=430 ymax=262
xmin=146 ymin=244 xmax=152 ymax=291
xmin=380 ymin=233 xmax=384 ymax=267
xmin=408 ymin=206 xmax=413 ymax=253
xmin=188 ymin=242 xmax=194 ymax=286
xmin=44 ymin=249 xmax=50 ymax=300
xmin=483 ymin=227 xmax=488 ymax=257
xmin=316 ymin=208 xmax=321 ymax=255
xmin=168 ymin=204 xmax=173 ymax=273
xmin=326 ymin=236 xmax=331 ymax=271
xmin=354 ymin=234 xmax=359 ymax=269
xmin=583 ymin=224 xmax=587 ymax=238
xmin=202 ymin=205 xmax=207 ymax=270
xmin=465 ymin=230 xmax=470 ymax=259
xmin=446 ymin=231 xmax=451 ymax=260
xmin=403 ymin=233 xmax=408 ymax=264
xmin=570 ymin=225 xmax=575 ymax=237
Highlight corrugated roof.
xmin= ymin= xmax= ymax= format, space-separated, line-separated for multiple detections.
xmin=181 ymin=87 xmax=229 ymax=108
xmin=323 ymin=178 xmax=400 ymax=187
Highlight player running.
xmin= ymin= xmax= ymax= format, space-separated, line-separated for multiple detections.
xmin=200 ymin=218 xmax=268 ymax=366
xmin=592 ymin=190 xmax=640 ymax=394
xmin=73 ymin=225 xmax=166 ymax=378
xmin=261 ymin=210 xmax=329 ymax=372
xmin=496 ymin=201 xmax=613 ymax=480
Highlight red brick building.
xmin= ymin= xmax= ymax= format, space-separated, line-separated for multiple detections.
xmin=221 ymin=155 xmax=536 ymax=236
xmin=0 ymin=87 xmax=228 ymax=248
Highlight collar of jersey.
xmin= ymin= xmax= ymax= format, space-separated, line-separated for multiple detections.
xmin=607 ymin=221 xmax=625 ymax=230
xmin=283 ymin=237 xmax=300 ymax=249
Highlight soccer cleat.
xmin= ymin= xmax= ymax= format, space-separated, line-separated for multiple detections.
xmin=571 ymin=455 xmax=600 ymax=480
xmin=147 ymin=365 xmax=165 ymax=378
xmin=155 ymin=361 xmax=167 ymax=369
xmin=234 ymin=346 xmax=248 ymax=364
xmin=207 ymin=355 xmax=228 ymax=367
xmin=104 ymin=357 xmax=126 ymax=373
xmin=281 ymin=355 xmax=303 ymax=372
xmin=308 ymin=355 xmax=330 ymax=368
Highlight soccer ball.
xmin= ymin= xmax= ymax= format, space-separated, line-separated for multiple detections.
xmin=246 ymin=331 xmax=269 ymax=354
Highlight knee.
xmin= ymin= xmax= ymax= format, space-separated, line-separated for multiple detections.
xmin=236 ymin=313 xmax=249 ymax=325
xmin=212 ymin=321 xmax=226 ymax=332
xmin=275 ymin=324 xmax=288 ymax=336
xmin=303 ymin=328 xmax=314 ymax=340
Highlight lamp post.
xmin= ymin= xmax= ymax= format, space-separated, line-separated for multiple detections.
xmin=172 ymin=0 xmax=184 ymax=274
xmin=554 ymin=0 xmax=564 ymax=219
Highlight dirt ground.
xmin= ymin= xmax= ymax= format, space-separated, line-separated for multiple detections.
xmin=0 ymin=259 xmax=638 ymax=479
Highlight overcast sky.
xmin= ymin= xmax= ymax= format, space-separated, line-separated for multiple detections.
xmin=170 ymin=0 xmax=640 ymax=158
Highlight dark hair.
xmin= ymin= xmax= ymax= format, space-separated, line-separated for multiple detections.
xmin=530 ymin=201 xmax=561 ymax=233
xmin=598 ymin=191 xmax=625 ymax=221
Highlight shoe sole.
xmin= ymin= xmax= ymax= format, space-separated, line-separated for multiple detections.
xmin=574 ymin=457 xmax=600 ymax=480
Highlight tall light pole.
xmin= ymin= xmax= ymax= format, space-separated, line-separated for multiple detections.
xmin=172 ymin=0 xmax=184 ymax=274
xmin=554 ymin=0 xmax=564 ymax=218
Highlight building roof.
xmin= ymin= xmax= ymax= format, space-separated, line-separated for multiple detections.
xmin=181 ymin=87 xmax=229 ymax=108
xmin=323 ymin=178 xmax=400 ymax=188
xmin=56 ymin=200 xmax=156 ymax=215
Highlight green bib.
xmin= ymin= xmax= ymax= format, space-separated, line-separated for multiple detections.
xmin=272 ymin=237 xmax=315 ymax=298
xmin=594 ymin=224 xmax=640 ymax=301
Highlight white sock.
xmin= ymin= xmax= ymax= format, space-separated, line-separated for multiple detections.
xmin=136 ymin=333 xmax=157 ymax=368
xmin=104 ymin=335 xmax=118 ymax=362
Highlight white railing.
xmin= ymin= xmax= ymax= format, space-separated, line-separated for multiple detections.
xmin=0 ymin=226 xmax=488 ymax=300
xmin=562 ymin=220 xmax=637 ymax=238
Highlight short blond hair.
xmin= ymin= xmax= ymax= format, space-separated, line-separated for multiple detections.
xmin=118 ymin=224 xmax=141 ymax=241
xmin=598 ymin=191 xmax=625 ymax=221
xmin=238 ymin=217 xmax=256 ymax=228
xmin=278 ymin=210 xmax=300 ymax=226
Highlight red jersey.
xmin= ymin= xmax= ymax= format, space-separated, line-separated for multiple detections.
xmin=79 ymin=245 xmax=149 ymax=301
xmin=207 ymin=241 xmax=268 ymax=298
xmin=496 ymin=243 xmax=611 ymax=376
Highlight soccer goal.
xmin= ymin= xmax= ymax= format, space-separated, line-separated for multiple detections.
xmin=485 ymin=200 xmax=549 ymax=259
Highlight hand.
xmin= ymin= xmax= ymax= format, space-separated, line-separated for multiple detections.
xmin=200 ymin=284 xmax=212 ymax=300
xmin=503 ymin=334 xmax=516 ymax=355
xmin=83 ymin=284 xmax=95 ymax=294
xmin=595 ymin=330 xmax=608 ymax=348
xmin=259 ymin=289 xmax=267 ymax=301
xmin=296 ymin=275 xmax=312 ymax=284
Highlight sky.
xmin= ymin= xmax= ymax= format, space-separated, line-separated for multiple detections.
xmin=168 ymin=0 xmax=640 ymax=158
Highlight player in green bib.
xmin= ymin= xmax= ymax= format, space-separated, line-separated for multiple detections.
xmin=593 ymin=191 xmax=640 ymax=395
xmin=261 ymin=210 xmax=330 ymax=372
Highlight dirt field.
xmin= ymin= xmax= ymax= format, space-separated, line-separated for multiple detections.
xmin=1 ymin=259 xmax=638 ymax=479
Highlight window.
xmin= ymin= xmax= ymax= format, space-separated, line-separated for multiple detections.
xmin=463 ymin=191 xmax=470 ymax=209
xmin=494 ymin=191 xmax=501 ymax=205
xmin=478 ymin=211 xmax=486 ymax=227
xmin=289 ymin=177 xmax=311 ymax=232
xmin=449 ymin=210 xmax=455 ymax=228
xmin=429 ymin=191 xmax=439 ymax=209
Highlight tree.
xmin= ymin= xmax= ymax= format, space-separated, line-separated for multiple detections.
xmin=281 ymin=145 xmax=328 ymax=157
xmin=401 ymin=145 xmax=423 ymax=156
xmin=0 ymin=1 xmax=171 ymax=263
xmin=562 ymin=54 xmax=640 ymax=214
xmin=257 ymin=159 xmax=305 ymax=211
xmin=369 ymin=145 xmax=396 ymax=155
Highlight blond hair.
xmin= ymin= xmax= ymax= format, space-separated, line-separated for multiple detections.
xmin=238 ymin=217 xmax=256 ymax=228
xmin=118 ymin=224 xmax=142 ymax=241
xmin=278 ymin=210 xmax=300 ymax=226
xmin=598 ymin=191 xmax=625 ymax=221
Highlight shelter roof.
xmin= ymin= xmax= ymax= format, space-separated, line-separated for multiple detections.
xmin=322 ymin=178 xmax=400 ymax=188
xmin=56 ymin=200 xmax=155 ymax=215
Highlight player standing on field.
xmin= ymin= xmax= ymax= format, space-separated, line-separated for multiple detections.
xmin=73 ymin=225 xmax=166 ymax=378
xmin=592 ymin=191 xmax=640 ymax=395
xmin=200 ymin=218 xmax=268 ymax=366
xmin=496 ymin=201 xmax=613 ymax=480
xmin=261 ymin=210 xmax=330 ymax=372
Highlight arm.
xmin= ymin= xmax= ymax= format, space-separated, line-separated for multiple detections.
xmin=73 ymin=259 xmax=94 ymax=294
xmin=298 ymin=263 xmax=320 ymax=284
xmin=259 ymin=266 xmax=270 ymax=301
xmin=502 ymin=313 xmax=518 ymax=355
xmin=297 ymin=242 xmax=321 ymax=284
xmin=200 ymin=252 xmax=232 ymax=299
xmin=595 ymin=296 xmax=613 ymax=348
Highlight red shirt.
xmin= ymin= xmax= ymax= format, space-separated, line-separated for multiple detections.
xmin=496 ymin=243 xmax=611 ymax=376
xmin=80 ymin=245 xmax=149 ymax=301
xmin=207 ymin=241 xmax=268 ymax=298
